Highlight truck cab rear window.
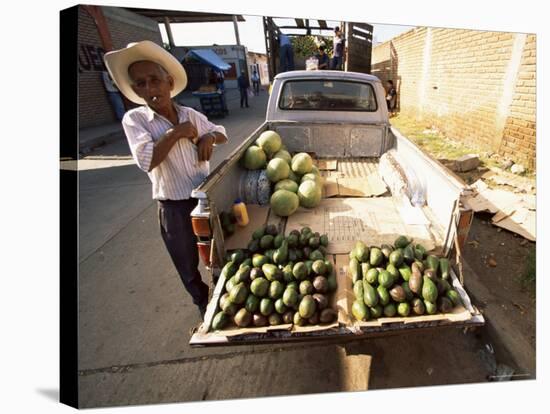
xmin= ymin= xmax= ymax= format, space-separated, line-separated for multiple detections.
xmin=279 ymin=80 xmax=378 ymax=112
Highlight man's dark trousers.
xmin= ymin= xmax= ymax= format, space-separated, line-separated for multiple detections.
xmin=158 ymin=199 xmax=209 ymax=308
xmin=240 ymin=88 xmax=249 ymax=107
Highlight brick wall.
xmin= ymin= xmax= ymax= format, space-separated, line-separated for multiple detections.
xmin=372 ymin=28 xmax=536 ymax=168
xmin=77 ymin=6 xmax=162 ymax=130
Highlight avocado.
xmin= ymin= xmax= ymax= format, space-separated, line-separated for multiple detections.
xmin=386 ymin=263 xmax=400 ymax=281
xmin=394 ymin=235 xmax=410 ymax=249
xmin=389 ymin=249 xmax=404 ymax=267
xmin=240 ymin=258 xmax=252 ymax=269
xmin=220 ymin=261 xmax=238 ymax=280
xmin=398 ymin=264 xmax=412 ymax=282
xmin=288 ymin=249 xmax=297 ymax=263
xmin=424 ymin=300 xmax=437 ymax=315
xmin=439 ymin=257 xmax=450 ymax=280
xmin=422 ymin=276 xmax=438 ymax=303
xmin=414 ymin=243 xmax=427 ymax=260
xmin=234 ymin=308 xmax=252 ymax=327
xmin=403 ymin=244 xmax=415 ymax=264
xmin=252 ymin=254 xmax=269 ymax=268
xmin=319 ymin=308 xmax=337 ymax=324
xmin=247 ymin=239 xmax=261 ymax=254
xmin=369 ymin=247 xmax=383 ymax=266
xmin=229 ymin=283 xmax=248 ymax=305
xmin=273 ymin=234 xmax=285 ymax=249
xmin=308 ymin=236 xmax=321 ymax=249
xmin=299 ymin=280 xmax=314 ymax=295
xmin=411 ymin=298 xmax=426 ymax=315
xmin=349 ymin=258 xmax=362 ymax=283
xmin=230 ymin=249 xmax=245 ymax=264
xmin=409 ymin=267 xmax=423 ymax=295
xmin=282 ymin=287 xmax=299 ymax=307
xmin=354 ymin=280 xmax=365 ymax=300
xmin=301 ymin=226 xmax=312 ymax=235
xmin=290 ymin=229 xmax=301 ymax=238
xmin=383 ymin=303 xmax=397 ymax=317
xmin=298 ymin=295 xmax=316 ymax=319
xmin=309 ymin=249 xmax=324 ymax=261
xmin=320 ymin=234 xmax=329 ymax=247
xmin=269 ymin=280 xmax=285 ymax=299
xmin=424 ymin=268 xmax=437 ymax=280
xmin=260 ymin=234 xmax=274 ymax=250
xmin=365 ymin=268 xmax=379 ymax=284
xmin=380 ymin=244 xmax=394 ymax=260
xmin=312 ymin=293 xmax=329 ymax=311
xmin=389 ymin=285 xmax=407 ymax=302
xmin=264 ymin=249 xmax=275 ymax=262
xmin=252 ymin=313 xmax=268 ymax=327
xmin=313 ymin=276 xmax=328 ymax=293
xmin=221 ymin=301 xmax=238 ymax=316
xmin=273 ymin=298 xmax=287 ymax=315
xmin=363 ymin=282 xmax=379 ymax=307
xmin=378 ymin=270 xmax=393 ymax=288
xmin=438 ymin=297 xmax=453 ymax=313
xmin=401 ymin=281 xmax=414 ymax=301
xmin=273 ymin=240 xmax=289 ymax=265
xmin=305 ymin=260 xmax=314 ymax=276
xmin=252 ymin=226 xmax=266 ymax=240
xmin=260 ymin=298 xmax=274 ymax=316
xmin=245 ymin=294 xmax=260 ymax=313
xmin=219 ymin=292 xmax=230 ymax=311
xmin=261 ymin=263 xmax=278 ymax=281
xmin=250 ymin=277 xmax=269 ymax=297
xmin=377 ymin=285 xmax=390 ymax=306
xmin=225 ymin=277 xmax=236 ymax=295
xmin=427 ymin=255 xmax=440 ymax=273
xmin=250 ymin=267 xmax=264 ymax=281
xmin=292 ymin=262 xmax=308 ymax=281
xmin=312 ymin=259 xmax=327 ymax=275
xmin=437 ymin=279 xmax=452 ymax=296
xmin=412 ymin=260 xmax=424 ymax=273
xmin=446 ymin=289 xmax=462 ymax=307
xmin=211 ymin=311 xmax=229 ymax=330
xmin=397 ymin=302 xmax=410 ymax=317
xmin=282 ymin=310 xmax=294 ymax=324
xmin=287 ymin=234 xmax=299 ymax=248
xmin=308 ymin=312 xmax=320 ymax=325
xmin=293 ymin=311 xmax=306 ymax=326
xmin=323 ymin=259 xmax=334 ymax=274
xmin=266 ymin=224 xmax=278 ymax=236
xmin=354 ymin=241 xmax=370 ymax=262
xmin=369 ymin=305 xmax=383 ymax=319
xmin=268 ymin=313 xmax=282 ymax=326
xmin=352 ymin=300 xmax=369 ymax=321
xmin=286 ymin=281 xmax=299 ymax=291
xmin=282 ymin=263 xmax=294 ymax=283
xmin=234 ymin=265 xmax=251 ymax=283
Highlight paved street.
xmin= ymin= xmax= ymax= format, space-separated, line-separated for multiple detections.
xmin=78 ymin=88 xmax=497 ymax=408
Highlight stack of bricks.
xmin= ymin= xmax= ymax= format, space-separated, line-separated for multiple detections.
xmin=371 ymin=28 xmax=536 ymax=169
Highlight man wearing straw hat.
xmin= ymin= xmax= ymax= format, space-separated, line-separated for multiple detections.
xmin=105 ymin=41 xmax=228 ymax=319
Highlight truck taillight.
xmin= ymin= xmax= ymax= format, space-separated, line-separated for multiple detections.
xmin=192 ymin=217 xmax=211 ymax=237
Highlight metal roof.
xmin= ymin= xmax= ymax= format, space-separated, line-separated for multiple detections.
xmin=126 ymin=8 xmax=245 ymax=23
xmin=185 ymin=49 xmax=231 ymax=70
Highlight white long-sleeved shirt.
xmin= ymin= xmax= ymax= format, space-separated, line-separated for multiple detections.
xmin=122 ymin=104 xmax=227 ymax=200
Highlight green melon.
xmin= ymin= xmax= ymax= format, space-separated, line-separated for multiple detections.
xmin=266 ymin=158 xmax=290 ymax=183
xmin=297 ymin=180 xmax=322 ymax=208
xmin=256 ymin=130 xmax=282 ymax=156
xmin=301 ymin=173 xmax=322 ymax=185
xmin=288 ymin=169 xmax=300 ymax=183
xmin=273 ymin=149 xmax=292 ymax=164
xmin=274 ymin=179 xmax=299 ymax=193
xmin=270 ymin=190 xmax=299 ymax=217
xmin=242 ymin=145 xmax=267 ymax=170
xmin=291 ymin=152 xmax=313 ymax=175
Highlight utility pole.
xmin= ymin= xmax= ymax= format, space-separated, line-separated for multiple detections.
xmin=233 ymin=15 xmax=241 ymax=45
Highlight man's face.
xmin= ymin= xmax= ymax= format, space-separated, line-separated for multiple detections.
xmin=128 ymin=61 xmax=174 ymax=109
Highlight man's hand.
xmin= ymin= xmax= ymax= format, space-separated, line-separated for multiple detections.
xmin=168 ymin=121 xmax=198 ymax=141
xmin=197 ymin=133 xmax=215 ymax=161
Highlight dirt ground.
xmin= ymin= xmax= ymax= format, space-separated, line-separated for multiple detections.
xmin=463 ymin=214 xmax=536 ymax=349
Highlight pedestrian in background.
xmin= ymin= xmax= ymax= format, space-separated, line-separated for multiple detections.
xmin=104 ymin=41 xmax=228 ymax=320
xmin=316 ymin=45 xmax=329 ymax=70
xmin=386 ymin=80 xmax=397 ymax=116
xmin=330 ymin=26 xmax=345 ymax=70
xmin=279 ymin=32 xmax=295 ymax=72
xmin=251 ymin=69 xmax=260 ymax=95
xmin=102 ymin=70 xmax=126 ymax=121
xmin=238 ymin=70 xmax=250 ymax=108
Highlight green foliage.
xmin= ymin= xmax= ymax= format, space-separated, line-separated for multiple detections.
xmin=291 ymin=35 xmax=333 ymax=58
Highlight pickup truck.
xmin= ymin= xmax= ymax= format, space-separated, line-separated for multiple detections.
xmin=189 ymin=70 xmax=484 ymax=346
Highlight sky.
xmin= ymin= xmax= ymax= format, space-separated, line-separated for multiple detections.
xmin=159 ymin=15 xmax=413 ymax=54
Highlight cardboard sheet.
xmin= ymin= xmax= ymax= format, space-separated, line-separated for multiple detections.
xmin=492 ymin=206 xmax=536 ymax=241
xmin=285 ymin=197 xmax=436 ymax=254
xmin=224 ymin=205 xmax=270 ymax=250
xmin=315 ymin=159 xmax=338 ymax=171
xmin=337 ymin=176 xmax=388 ymax=197
xmin=323 ymin=178 xmax=340 ymax=198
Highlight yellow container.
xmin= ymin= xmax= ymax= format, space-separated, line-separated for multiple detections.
xmin=232 ymin=198 xmax=249 ymax=227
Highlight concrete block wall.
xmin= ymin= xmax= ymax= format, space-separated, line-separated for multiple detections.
xmin=78 ymin=6 xmax=162 ymax=130
xmin=372 ymin=28 xmax=536 ymax=168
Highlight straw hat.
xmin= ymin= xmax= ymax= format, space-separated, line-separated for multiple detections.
xmin=104 ymin=40 xmax=187 ymax=105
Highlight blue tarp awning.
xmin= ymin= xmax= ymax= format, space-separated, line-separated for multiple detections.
xmin=184 ymin=49 xmax=231 ymax=71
